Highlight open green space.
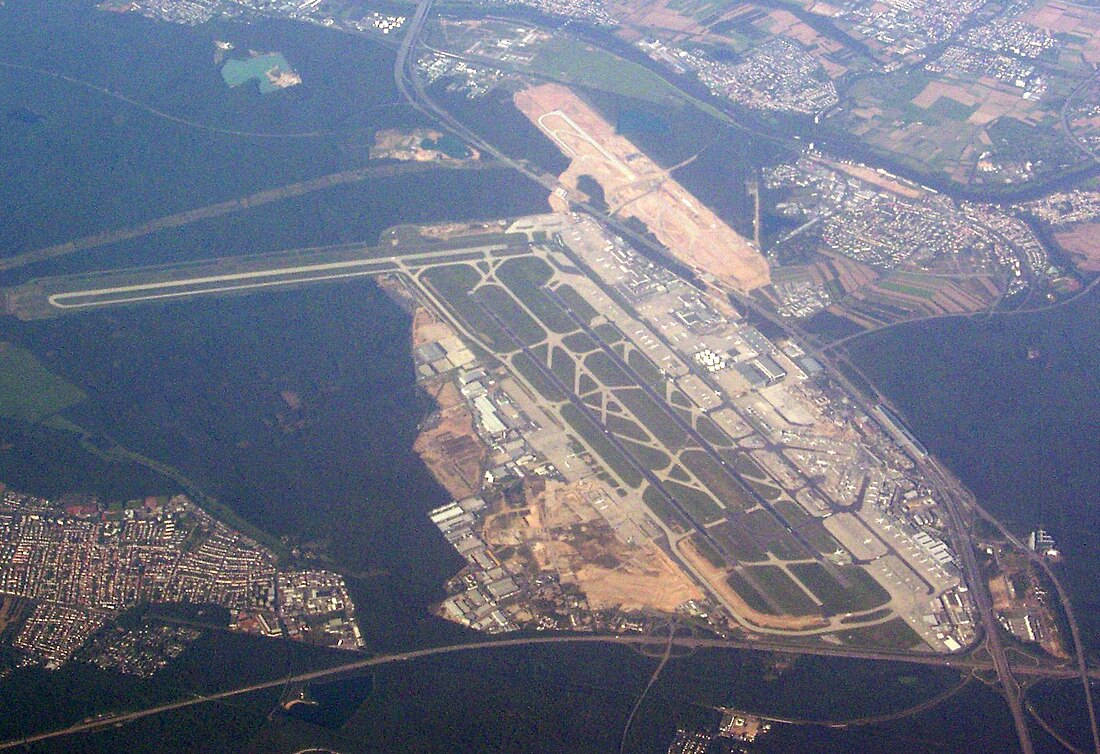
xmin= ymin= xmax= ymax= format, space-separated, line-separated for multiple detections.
xmin=725 ymin=568 xmax=777 ymax=615
xmin=926 ymin=96 xmax=979 ymax=122
xmin=577 ymin=372 xmax=599 ymax=395
xmin=747 ymin=478 xmax=783 ymax=501
xmin=744 ymin=565 xmax=820 ymax=616
xmin=796 ymin=519 xmax=843 ymax=556
xmin=836 ymin=617 xmax=923 ymax=649
xmin=727 ymin=451 xmax=766 ymax=479
xmin=605 ymin=414 xmax=650 ymax=443
xmin=789 ymin=563 xmax=891 ymax=615
xmin=680 ymin=449 xmax=753 ymax=512
xmin=593 ymin=322 xmax=624 ymax=343
xmin=420 ymin=264 xmax=512 ymax=352
xmin=562 ymin=331 xmax=597 ymax=354
xmin=474 ymin=284 xmax=546 ymax=347
xmin=530 ymin=35 xmax=703 ymax=109
xmin=549 ymin=347 xmax=576 ymax=390
xmin=553 ymin=283 xmax=599 ymax=326
xmin=584 ymin=351 xmax=633 ymax=387
xmin=669 ymin=389 xmax=691 ymax=409
xmin=766 ymin=534 xmax=806 ymax=562
xmin=877 ymin=280 xmax=937 ymax=299
xmin=560 ymin=403 xmax=642 ymax=488
xmin=710 ymin=520 xmax=767 ymax=563
xmin=774 ymin=499 xmax=813 ymax=528
xmin=695 ymin=416 xmax=732 ymax=447
xmin=614 ymin=388 xmax=689 ymax=451
xmin=668 ymin=464 xmax=691 ymax=483
xmin=511 ymin=352 xmax=565 ymax=403
xmin=0 ymin=343 xmax=86 ymax=423
xmin=663 ymin=480 xmax=725 ymax=525
xmin=690 ymin=533 xmax=727 ymax=569
xmin=620 ymin=438 xmax=672 ymax=473
xmin=738 ymin=508 xmax=806 ymax=559
xmin=643 ymin=484 xmax=689 ymax=532
xmin=495 ymin=257 xmax=576 ymax=334
xmin=627 ymin=349 xmax=664 ymax=388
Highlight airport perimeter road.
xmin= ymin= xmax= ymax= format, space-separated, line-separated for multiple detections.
xmin=1 ymin=632 xmax=1090 ymax=751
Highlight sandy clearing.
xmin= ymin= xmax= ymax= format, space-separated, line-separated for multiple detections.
xmin=515 ymin=83 xmax=770 ymax=290
xmin=576 ymin=541 xmax=703 ymax=612
xmin=413 ymin=378 xmax=488 ymax=499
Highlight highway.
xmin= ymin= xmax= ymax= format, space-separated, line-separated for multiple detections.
xmin=730 ymin=287 xmax=1040 ymax=754
xmin=1 ymin=630 xmax=1092 ymax=752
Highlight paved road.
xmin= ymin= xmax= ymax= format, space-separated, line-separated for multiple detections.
xmin=731 ymin=289 xmax=1038 ymax=754
xmin=1 ymin=631 xmax=1091 ymax=751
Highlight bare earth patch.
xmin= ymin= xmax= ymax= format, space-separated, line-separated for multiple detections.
xmin=495 ymin=479 xmax=704 ymax=613
xmin=1055 ymin=223 xmax=1100 ymax=272
xmin=515 ymin=83 xmax=770 ymax=291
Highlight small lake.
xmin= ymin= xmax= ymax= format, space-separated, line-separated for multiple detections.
xmin=221 ymin=52 xmax=296 ymax=93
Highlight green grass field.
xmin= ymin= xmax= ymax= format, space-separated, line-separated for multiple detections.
xmin=614 ymin=387 xmax=689 ymax=451
xmin=511 ymin=352 xmax=565 ymax=403
xmin=680 ymin=449 xmax=754 ymax=512
xmin=643 ymin=484 xmax=690 ymax=532
xmin=663 ymin=479 xmax=725 ymax=524
xmin=560 ymin=402 xmax=643 ymax=488
xmin=695 ymin=415 xmax=733 ymax=447
xmin=725 ymin=568 xmax=773 ymax=613
xmin=789 ymin=562 xmax=891 ymax=615
xmin=553 ymin=283 xmax=600 ymax=325
xmin=620 ymin=438 xmax=672 ymax=473
xmin=474 ymin=284 xmax=547 ymax=347
xmin=584 ymin=351 xmax=633 ymax=387
xmin=495 ymin=257 xmax=577 ymax=335
xmin=836 ymin=617 xmax=923 ymax=649
xmin=744 ymin=564 xmax=821 ymax=616
xmin=530 ymin=36 xmax=696 ymax=108
xmin=561 ymin=331 xmax=597 ymax=354
xmin=627 ymin=348 xmax=664 ymax=388
xmin=420 ymin=264 xmax=513 ymax=352
xmin=549 ymin=346 xmax=576 ymax=390
xmin=605 ymin=414 xmax=650 ymax=443
xmin=0 ymin=343 xmax=86 ymax=423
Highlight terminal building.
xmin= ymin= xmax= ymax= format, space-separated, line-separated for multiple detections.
xmin=734 ymin=356 xmax=787 ymax=388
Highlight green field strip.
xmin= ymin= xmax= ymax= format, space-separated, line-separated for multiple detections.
xmin=680 ymin=449 xmax=755 ymax=512
xmin=549 ymin=346 xmax=576 ymax=391
xmin=743 ymin=564 xmax=821 ymax=616
xmin=619 ymin=438 xmax=673 ymax=473
xmin=474 ymin=284 xmax=547 ymax=347
xmin=511 ymin=352 xmax=566 ymax=403
xmin=584 ymin=351 xmax=634 ymax=387
xmin=789 ymin=563 xmax=891 ymax=615
xmin=613 ymin=387 xmax=689 ymax=451
xmin=663 ymin=479 xmax=725 ymax=525
xmin=495 ymin=256 xmax=577 ymax=334
xmin=419 ymin=264 xmax=512 ymax=353
xmin=560 ymin=402 xmax=643 ymax=488
xmin=561 ymin=331 xmax=598 ymax=354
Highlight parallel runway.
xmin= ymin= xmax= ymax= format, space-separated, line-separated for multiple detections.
xmin=3 ymin=238 xmax=526 ymax=319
